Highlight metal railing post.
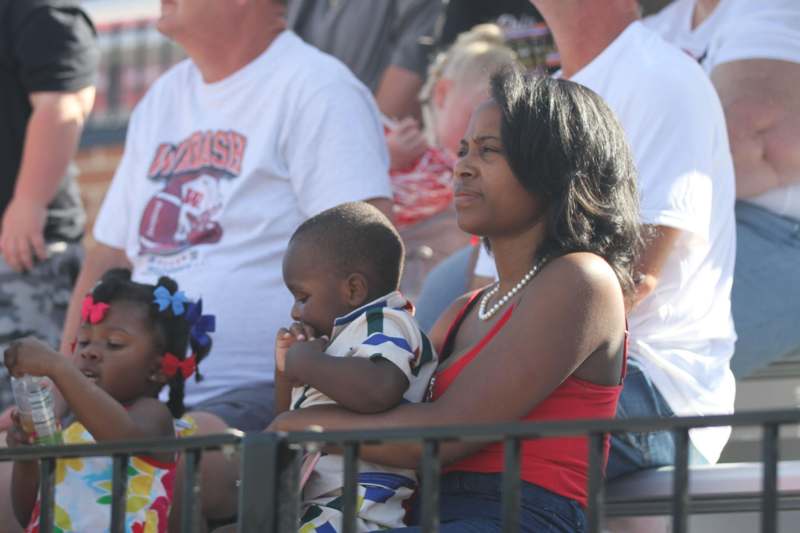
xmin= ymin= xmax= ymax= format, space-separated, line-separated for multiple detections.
xmin=110 ymin=454 xmax=130 ymax=533
xmin=761 ymin=423 xmax=779 ymax=533
xmin=180 ymin=448 xmax=203 ymax=533
xmin=502 ymin=437 xmax=521 ymax=533
xmin=672 ymin=428 xmax=690 ymax=533
xmin=238 ymin=432 xmax=297 ymax=533
xmin=342 ymin=442 xmax=360 ymax=533
xmin=586 ymin=432 xmax=606 ymax=533
xmin=38 ymin=457 xmax=56 ymax=533
xmin=420 ymin=439 xmax=441 ymax=533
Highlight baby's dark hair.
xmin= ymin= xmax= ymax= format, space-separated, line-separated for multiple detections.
xmin=89 ymin=268 xmax=212 ymax=418
xmin=290 ymin=202 xmax=404 ymax=299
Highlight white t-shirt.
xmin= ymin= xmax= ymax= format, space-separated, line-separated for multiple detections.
xmin=474 ymin=21 xmax=737 ymax=462
xmin=646 ymin=0 xmax=800 ymax=220
xmin=94 ymin=31 xmax=392 ymax=405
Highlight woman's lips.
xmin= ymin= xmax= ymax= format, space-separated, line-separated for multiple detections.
xmin=454 ymin=189 xmax=482 ymax=207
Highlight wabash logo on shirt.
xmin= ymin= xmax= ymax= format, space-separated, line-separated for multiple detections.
xmin=138 ymin=130 xmax=248 ymax=256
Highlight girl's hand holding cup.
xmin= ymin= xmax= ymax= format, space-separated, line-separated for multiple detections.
xmin=4 ymin=337 xmax=60 ymax=379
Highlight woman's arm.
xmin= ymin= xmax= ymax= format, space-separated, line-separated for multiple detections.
xmin=273 ymin=253 xmax=625 ymax=468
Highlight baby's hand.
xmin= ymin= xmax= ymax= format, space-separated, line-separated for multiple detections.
xmin=5 ymin=409 xmax=33 ymax=448
xmin=4 ymin=337 xmax=60 ymax=378
xmin=275 ymin=328 xmax=298 ymax=374
xmin=275 ymin=322 xmax=318 ymax=374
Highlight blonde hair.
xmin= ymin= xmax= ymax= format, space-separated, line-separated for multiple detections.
xmin=420 ymin=24 xmax=520 ymax=142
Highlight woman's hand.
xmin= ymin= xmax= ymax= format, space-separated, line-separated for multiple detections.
xmin=4 ymin=337 xmax=62 ymax=378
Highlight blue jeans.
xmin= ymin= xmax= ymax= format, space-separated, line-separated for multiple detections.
xmin=607 ymin=359 xmax=705 ymax=480
xmin=730 ymin=201 xmax=800 ymax=377
xmin=381 ymin=472 xmax=585 ymax=533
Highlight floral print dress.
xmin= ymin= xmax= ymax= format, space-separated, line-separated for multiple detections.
xmin=25 ymin=417 xmax=196 ymax=533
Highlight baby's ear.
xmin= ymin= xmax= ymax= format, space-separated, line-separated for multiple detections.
xmin=343 ymin=273 xmax=369 ymax=307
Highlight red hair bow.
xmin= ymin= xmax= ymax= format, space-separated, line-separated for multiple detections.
xmin=162 ymin=353 xmax=197 ymax=379
xmin=81 ymin=295 xmax=110 ymax=324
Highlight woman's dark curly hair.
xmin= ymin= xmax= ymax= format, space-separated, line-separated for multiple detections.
xmin=489 ymin=69 xmax=643 ymax=297
xmin=89 ymin=268 xmax=212 ymax=418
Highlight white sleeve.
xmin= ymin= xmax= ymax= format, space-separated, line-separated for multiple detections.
xmin=285 ymin=80 xmax=392 ymax=217
xmin=710 ymin=1 xmax=800 ymax=66
xmin=350 ymin=310 xmax=424 ymax=384
xmin=92 ymin=107 xmax=143 ymax=252
xmin=629 ymin=75 xmax=719 ymax=241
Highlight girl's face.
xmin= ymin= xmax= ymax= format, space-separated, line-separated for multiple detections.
xmin=453 ymin=100 xmax=544 ymax=236
xmin=282 ymin=239 xmax=357 ymax=338
xmin=74 ymin=301 xmax=164 ymax=405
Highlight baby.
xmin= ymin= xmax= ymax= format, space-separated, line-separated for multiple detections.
xmin=275 ymin=201 xmax=437 ymax=532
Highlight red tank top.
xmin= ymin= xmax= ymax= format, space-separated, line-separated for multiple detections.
xmin=432 ymin=290 xmax=626 ymax=507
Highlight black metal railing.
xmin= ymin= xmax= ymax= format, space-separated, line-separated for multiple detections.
xmin=2 ymin=409 xmax=799 ymax=532
xmin=0 ymin=431 xmax=242 ymax=533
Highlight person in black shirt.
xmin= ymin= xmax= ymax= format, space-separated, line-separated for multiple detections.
xmin=0 ymin=0 xmax=97 ymax=430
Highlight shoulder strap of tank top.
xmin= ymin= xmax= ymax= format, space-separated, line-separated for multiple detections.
xmin=439 ymin=289 xmax=484 ymax=363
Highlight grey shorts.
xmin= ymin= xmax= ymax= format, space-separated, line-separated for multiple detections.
xmin=188 ymin=381 xmax=275 ymax=432
xmin=0 ymin=242 xmax=83 ymax=410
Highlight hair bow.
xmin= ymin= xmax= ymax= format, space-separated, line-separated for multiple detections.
xmin=153 ymin=286 xmax=187 ymax=315
xmin=185 ymin=300 xmax=216 ymax=348
xmin=81 ymin=295 xmax=110 ymax=324
xmin=161 ymin=352 xmax=197 ymax=379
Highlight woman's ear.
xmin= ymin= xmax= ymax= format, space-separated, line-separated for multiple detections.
xmin=433 ymin=77 xmax=453 ymax=109
xmin=343 ymin=273 xmax=370 ymax=308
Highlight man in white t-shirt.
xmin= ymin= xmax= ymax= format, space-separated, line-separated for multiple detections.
xmin=645 ymin=0 xmax=800 ymax=379
xmin=57 ymin=0 xmax=392 ymax=523
xmin=518 ymin=0 xmax=737 ymax=477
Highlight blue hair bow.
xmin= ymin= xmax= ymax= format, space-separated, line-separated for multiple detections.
xmin=154 ymin=286 xmax=188 ymax=315
xmin=186 ymin=299 xmax=216 ymax=348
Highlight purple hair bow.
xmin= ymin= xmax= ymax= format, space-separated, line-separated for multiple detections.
xmin=186 ymin=299 xmax=216 ymax=348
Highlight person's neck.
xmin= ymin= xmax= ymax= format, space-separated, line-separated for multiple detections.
xmin=539 ymin=3 xmax=639 ymax=79
xmin=184 ymin=19 xmax=285 ymax=84
xmin=692 ymin=0 xmax=720 ymax=29
xmin=487 ymin=224 xmax=547 ymax=294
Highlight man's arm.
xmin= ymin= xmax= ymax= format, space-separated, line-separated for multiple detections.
xmin=629 ymin=225 xmax=681 ymax=311
xmin=58 ymin=243 xmax=131 ymax=354
xmin=375 ymin=65 xmax=425 ymax=122
xmin=0 ymin=87 xmax=95 ymax=272
xmin=710 ymin=59 xmax=800 ymax=198
xmin=374 ymin=0 xmax=443 ymax=120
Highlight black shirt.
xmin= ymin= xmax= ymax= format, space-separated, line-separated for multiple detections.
xmin=436 ymin=0 xmax=542 ymax=49
xmin=0 ymin=0 xmax=98 ymax=241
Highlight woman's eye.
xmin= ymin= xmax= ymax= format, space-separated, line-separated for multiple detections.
xmin=76 ymin=340 xmax=89 ymax=348
xmin=107 ymin=341 xmax=124 ymax=349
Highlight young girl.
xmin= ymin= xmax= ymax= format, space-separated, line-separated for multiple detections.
xmin=387 ymin=24 xmax=520 ymax=299
xmin=4 ymin=268 xmax=213 ymax=532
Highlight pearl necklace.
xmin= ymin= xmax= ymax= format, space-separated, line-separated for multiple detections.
xmin=478 ymin=257 xmax=546 ymax=321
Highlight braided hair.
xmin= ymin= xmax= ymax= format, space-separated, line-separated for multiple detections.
xmin=89 ymin=268 xmax=213 ymax=418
